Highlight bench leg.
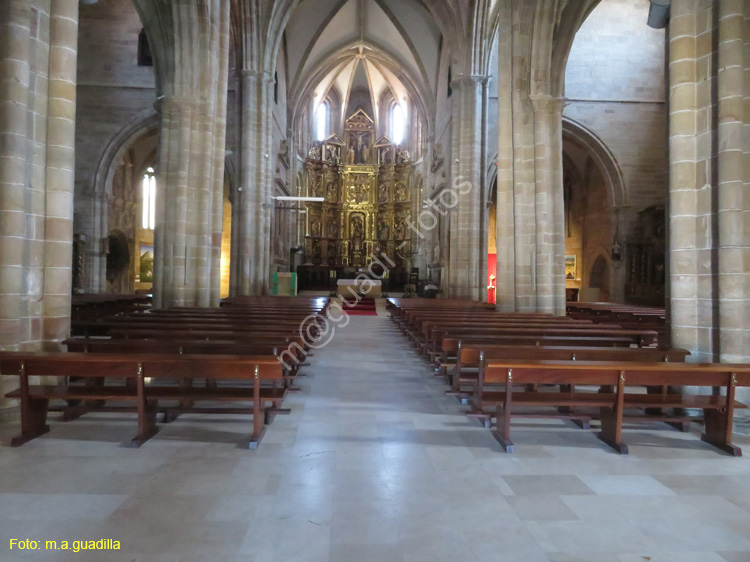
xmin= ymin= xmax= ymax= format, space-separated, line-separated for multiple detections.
xmin=11 ymin=397 xmax=50 ymax=447
xmin=571 ymin=419 xmax=591 ymax=430
xmin=701 ymin=409 xmax=742 ymax=456
xmin=247 ymin=379 xmax=265 ymax=450
xmin=597 ymin=407 xmax=628 ymax=455
xmin=491 ymin=404 xmax=515 ymax=453
xmin=131 ymin=401 xmax=158 ymax=448
xmin=62 ymin=399 xmax=84 ymax=422
xmin=558 ymin=385 xmax=574 ymax=415
xmin=666 ymin=421 xmax=691 ymax=433
xmin=162 ymin=410 xmax=181 ymax=424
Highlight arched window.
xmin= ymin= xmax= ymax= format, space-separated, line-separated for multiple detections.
xmin=391 ymin=104 xmax=406 ymax=145
xmin=138 ymin=29 xmax=153 ymax=67
xmin=142 ymin=167 xmax=156 ymax=230
xmin=316 ymin=102 xmax=328 ymax=141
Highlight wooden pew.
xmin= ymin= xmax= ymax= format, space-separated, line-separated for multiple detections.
xmin=448 ymin=344 xmax=691 ymax=398
xmin=0 ymin=352 xmax=285 ymax=449
xmin=73 ymin=321 xmax=311 ymax=339
xmin=63 ymin=337 xmax=304 ymax=390
xmin=425 ymin=326 xmax=657 ymax=366
xmin=473 ymin=359 xmax=750 ymax=455
xmin=71 ymin=294 xmax=151 ymax=321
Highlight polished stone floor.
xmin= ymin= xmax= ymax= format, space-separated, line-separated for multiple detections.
xmin=1 ymin=311 xmax=749 ymax=562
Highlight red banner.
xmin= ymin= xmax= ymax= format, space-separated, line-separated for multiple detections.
xmin=487 ymin=253 xmax=497 ymax=304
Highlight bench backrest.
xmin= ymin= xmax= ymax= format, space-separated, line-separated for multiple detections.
xmin=459 ymin=345 xmax=689 ymax=367
xmin=0 ymin=353 xmax=283 ymax=381
xmin=480 ymin=359 xmax=750 ymax=387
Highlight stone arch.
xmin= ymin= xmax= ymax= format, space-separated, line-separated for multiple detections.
xmin=84 ymin=111 xmax=159 ymax=294
xmin=106 ymin=229 xmax=131 ymax=293
xmin=93 ymin=110 xmax=160 ymax=198
xmin=586 ymin=252 xmax=611 ymax=302
xmin=486 ymin=154 xmax=498 ymax=205
xmin=562 ymin=117 xmax=626 ymax=209
xmin=588 ymin=252 xmax=610 ymax=287
xmin=224 ymin=155 xmax=238 ymax=200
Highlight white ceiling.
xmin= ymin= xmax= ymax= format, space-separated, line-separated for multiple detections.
xmin=285 ymin=0 xmax=442 ymax=116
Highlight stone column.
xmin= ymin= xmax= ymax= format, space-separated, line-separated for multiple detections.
xmin=495 ymin=11 xmax=515 ymax=312
xmin=668 ymin=0 xmax=750 ymax=417
xmin=669 ymin=0 xmax=750 ymax=363
xmin=133 ymin=0 xmax=230 ymax=308
xmin=0 ymin=0 xmax=79 ymax=414
xmin=668 ymin=1 xmax=704 ymax=358
xmin=153 ymin=96 xmax=193 ymax=308
xmin=233 ymin=69 xmax=275 ymax=295
xmin=0 ymin=0 xmax=34 ymax=356
xmin=716 ymin=0 xmax=748 ymax=364
xmin=532 ymin=96 xmax=566 ymax=315
xmin=448 ymin=75 xmax=487 ymax=300
xmin=494 ymin=3 xmax=566 ymax=316
xmin=43 ymin=0 xmax=79 ymax=344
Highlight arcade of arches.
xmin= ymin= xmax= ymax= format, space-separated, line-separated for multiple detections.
xmin=1 ymin=1 xmax=749 ymax=398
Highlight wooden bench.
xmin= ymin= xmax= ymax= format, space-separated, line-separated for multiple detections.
xmin=71 ymin=294 xmax=152 ymax=321
xmin=72 ymin=319 xmax=311 ymax=338
xmin=0 ymin=352 xmax=286 ymax=449
xmin=472 ymin=359 xmax=750 ymax=455
xmin=63 ymin=337 xmax=305 ymax=390
xmin=447 ymin=344 xmax=691 ymax=398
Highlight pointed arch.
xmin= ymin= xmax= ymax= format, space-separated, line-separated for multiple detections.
xmin=562 ymin=117 xmax=626 ymax=208
xmin=92 ymin=110 xmax=160 ymax=198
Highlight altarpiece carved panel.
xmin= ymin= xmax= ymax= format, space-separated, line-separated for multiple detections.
xmin=304 ymin=110 xmax=412 ymax=269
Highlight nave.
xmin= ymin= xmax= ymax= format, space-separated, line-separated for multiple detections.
xmin=1 ymin=309 xmax=749 ymax=562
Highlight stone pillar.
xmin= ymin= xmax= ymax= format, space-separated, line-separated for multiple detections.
xmin=0 ymin=0 xmax=79 ymax=413
xmin=668 ymin=1 xmax=704 ymax=359
xmin=448 ymin=75 xmax=487 ymax=300
xmin=134 ymin=0 xmax=230 ymax=308
xmin=495 ymin=15 xmax=566 ymax=315
xmin=233 ymin=69 xmax=275 ymax=295
xmin=533 ymin=96 xmax=566 ymax=315
xmin=493 ymin=0 xmax=581 ymax=316
xmin=43 ymin=0 xmax=79 ymax=343
xmin=669 ymin=0 xmax=750 ymax=362
xmin=716 ymin=0 xmax=748 ymax=364
xmin=152 ymin=96 xmax=193 ymax=308
xmin=495 ymin=11 xmax=515 ymax=312
xmin=668 ymin=0 xmax=750 ymax=415
xmin=0 ymin=0 xmax=34 ymax=355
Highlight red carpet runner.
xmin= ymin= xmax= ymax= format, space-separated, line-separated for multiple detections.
xmin=340 ymin=297 xmax=378 ymax=316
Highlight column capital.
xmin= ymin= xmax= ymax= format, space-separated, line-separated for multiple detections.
xmin=451 ymin=74 xmax=490 ymax=88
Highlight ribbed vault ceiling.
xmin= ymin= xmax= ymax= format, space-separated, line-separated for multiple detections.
xmin=285 ymin=0 xmax=442 ymax=120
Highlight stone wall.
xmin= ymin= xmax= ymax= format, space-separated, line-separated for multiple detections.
xmin=564 ymin=0 xmax=668 ymax=227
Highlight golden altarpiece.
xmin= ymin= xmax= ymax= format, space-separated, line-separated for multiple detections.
xmin=303 ymin=110 xmax=413 ymax=271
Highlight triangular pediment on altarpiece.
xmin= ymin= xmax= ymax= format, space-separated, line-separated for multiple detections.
xmin=345 ymin=108 xmax=375 ymax=126
xmin=324 ymin=134 xmax=345 ymax=146
xmin=373 ymin=135 xmax=397 ymax=148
